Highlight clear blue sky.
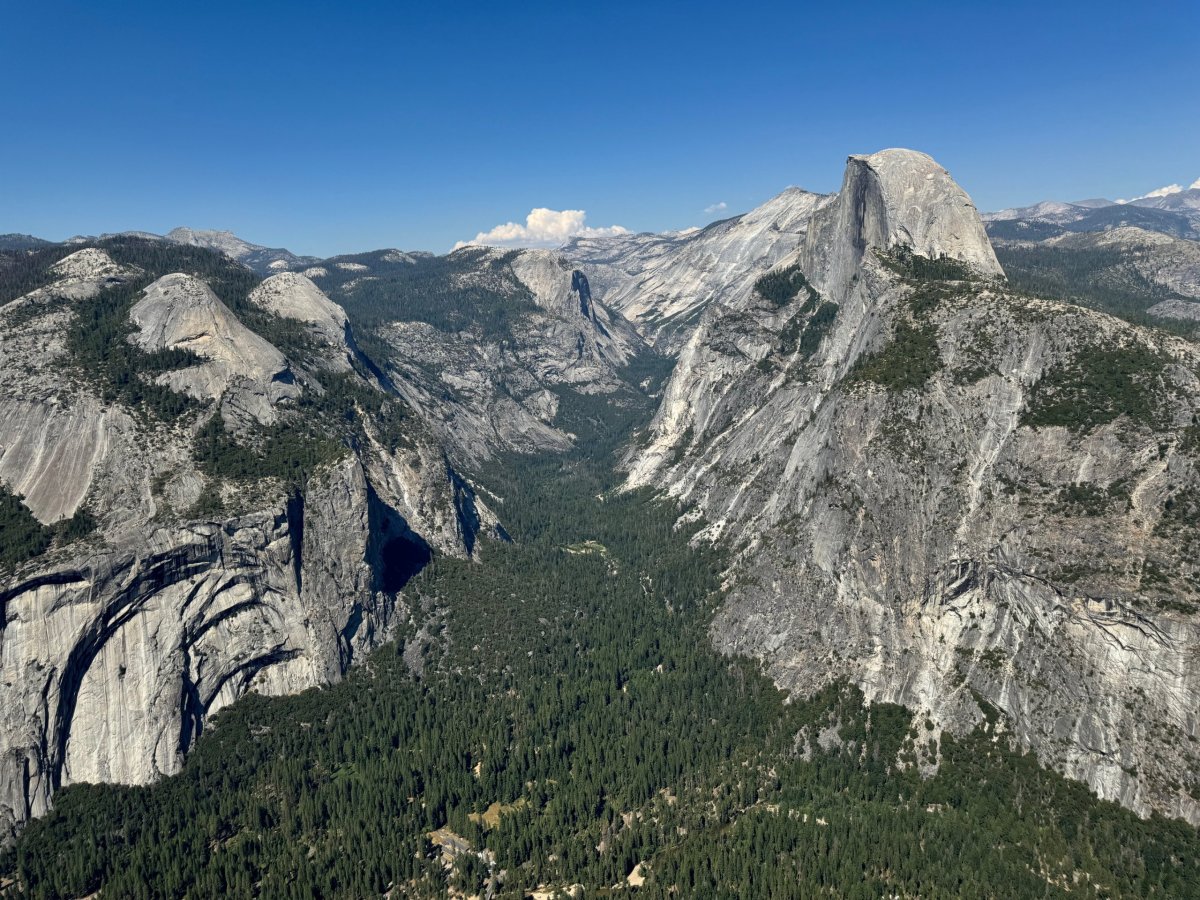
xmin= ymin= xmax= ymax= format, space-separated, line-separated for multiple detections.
xmin=2 ymin=0 xmax=1197 ymax=255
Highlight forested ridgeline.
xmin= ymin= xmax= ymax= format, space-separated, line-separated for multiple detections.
xmin=318 ymin=248 xmax=534 ymax=340
xmin=3 ymin=424 xmax=1199 ymax=898
xmin=996 ymin=243 xmax=1200 ymax=337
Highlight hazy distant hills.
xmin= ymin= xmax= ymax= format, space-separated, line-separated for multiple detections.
xmin=0 ymin=234 xmax=51 ymax=251
xmin=984 ymin=180 xmax=1200 ymax=328
xmin=161 ymin=227 xmax=321 ymax=275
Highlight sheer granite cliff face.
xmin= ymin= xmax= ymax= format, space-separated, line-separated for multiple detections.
xmin=799 ymin=149 xmax=1002 ymax=299
xmin=627 ymin=150 xmax=1200 ymax=823
xmin=0 ymin=257 xmax=487 ymax=842
xmin=565 ymin=188 xmax=827 ymax=353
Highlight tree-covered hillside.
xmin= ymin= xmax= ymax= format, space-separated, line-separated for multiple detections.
xmin=996 ymin=243 xmax=1200 ymax=336
xmin=317 ymin=248 xmax=534 ymax=341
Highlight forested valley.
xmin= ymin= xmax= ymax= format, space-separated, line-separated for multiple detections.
xmin=3 ymin=366 xmax=1199 ymax=899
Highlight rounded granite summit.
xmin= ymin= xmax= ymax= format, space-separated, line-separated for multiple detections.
xmin=249 ymin=271 xmax=350 ymax=347
xmin=848 ymin=148 xmax=1003 ymax=277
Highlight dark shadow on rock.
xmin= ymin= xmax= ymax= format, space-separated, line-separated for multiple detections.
xmin=366 ymin=483 xmax=432 ymax=593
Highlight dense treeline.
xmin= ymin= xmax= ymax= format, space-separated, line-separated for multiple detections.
xmin=879 ymin=245 xmax=977 ymax=281
xmin=0 ymin=486 xmax=52 ymax=572
xmin=0 ymin=245 xmax=80 ymax=306
xmin=319 ymin=248 xmax=535 ymax=342
xmin=997 ymin=244 xmax=1200 ymax=337
xmin=0 ymin=485 xmax=96 ymax=574
xmin=1022 ymin=344 xmax=1169 ymax=432
xmin=754 ymin=263 xmax=821 ymax=308
xmin=851 ymin=317 xmax=943 ymax=390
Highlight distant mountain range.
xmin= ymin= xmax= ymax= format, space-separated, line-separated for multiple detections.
xmin=0 ymin=234 xmax=52 ymax=251
xmin=985 ymin=185 xmax=1200 ymax=241
xmin=33 ymin=227 xmax=325 ymax=275
xmin=979 ymin=178 xmax=1200 ymax=328
xmin=158 ymin=227 xmax=321 ymax=275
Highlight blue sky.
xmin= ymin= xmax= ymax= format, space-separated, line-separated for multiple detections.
xmin=2 ymin=0 xmax=1197 ymax=255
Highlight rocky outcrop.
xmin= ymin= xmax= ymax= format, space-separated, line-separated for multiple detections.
xmin=0 ymin=398 xmax=111 ymax=523
xmin=0 ymin=250 xmax=490 ymax=843
xmin=130 ymin=273 xmax=300 ymax=425
xmin=49 ymin=248 xmax=136 ymax=288
xmin=627 ymin=149 xmax=1200 ymax=824
xmin=1149 ymin=298 xmax=1200 ymax=321
xmin=800 ymin=149 xmax=1003 ymax=302
xmin=248 ymin=272 xmax=353 ymax=355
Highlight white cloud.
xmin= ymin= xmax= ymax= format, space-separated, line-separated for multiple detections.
xmin=704 ymin=201 xmax=728 ymax=215
xmin=455 ymin=208 xmax=628 ymax=250
xmin=1137 ymin=184 xmax=1185 ymax=200
xmin=1119 ymin=182 xmax=1191 ymax=204
xmin=1192 ymin=177 xmax=1200 ymax=190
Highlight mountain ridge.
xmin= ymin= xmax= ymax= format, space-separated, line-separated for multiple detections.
xmin=622 ymin=150 xmax=1200 ymax=824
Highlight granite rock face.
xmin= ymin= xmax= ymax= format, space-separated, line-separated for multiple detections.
xmin=0 ymin=253 xmax=487 ymax=843
xmin=799 ymin=149 xmax=1003 ymax=302
xmin=627 ymin=149 xmax=1200 ymax=824
xmin=249 ymin=272 xmax=355 ymax=365
xmin=130 ymin=273 xmax=301 ymax=425
xmin=565 ymin=188 xmax=826 ymax=352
